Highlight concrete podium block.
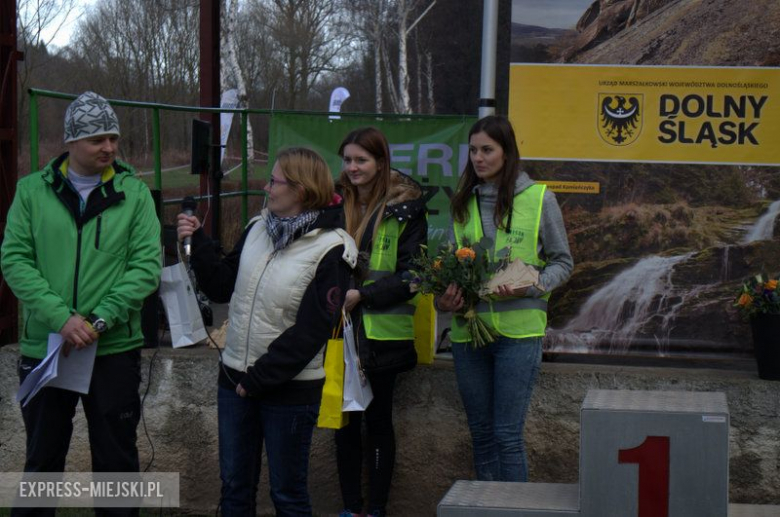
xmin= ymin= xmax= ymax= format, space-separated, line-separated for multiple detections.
xmin=436 ymin=389 xmax=776 ymax=517
xmin=437 ymin=481 xmax=579 ymax=516
xmin=580 ymin=390 xmax=729 ymax=517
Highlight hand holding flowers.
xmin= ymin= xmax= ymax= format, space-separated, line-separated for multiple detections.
xmin=409 ymin=238 xmax=498 ymax=347
xmin=409 ymin=238 xmax=546 ymax=347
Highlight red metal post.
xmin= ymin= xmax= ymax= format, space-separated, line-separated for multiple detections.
xmin=199 ymin=0 xmax=221 ymax=241
xmin=0 ymin=0 xmax=20 ymax=345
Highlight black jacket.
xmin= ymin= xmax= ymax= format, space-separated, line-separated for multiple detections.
xmin=189 ymin=204 xmax=351 ymax=404
xmin=353 ymin=170 xmax=428 ymax=374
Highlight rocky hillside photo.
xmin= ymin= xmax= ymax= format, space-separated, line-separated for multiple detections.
xmin=565 ymin=0 xmax=780 ymax=65
xmin=521 ymin=0 xmax=780 ymax=357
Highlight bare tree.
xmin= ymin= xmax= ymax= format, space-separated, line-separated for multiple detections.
xmin=349 ymin=0 xmax=435 ymax=114
xmin=346 ymin=0 xmax=390 ymax=112
xmin=69 ymin=0 xmax=200 ymax=156
xmin=251 ymin=0 xmax=354 ymax=110
xmin=381 ymin=45 xmax=401 ymax=112
xmin=16 ymin=0 xmax=77 ymax=145
xmin=221 ymin=0 xmax=254 ymax=161
xmin=16 ymin=0 xmax=77 ymax=53
xmin=425 ymin=50 xmax=435 ymax=114
xmin=232 ymin=1 xmax=284 ymax=107
xmin=414 ymin=31 xmax=422 ymax=113
xmin=394 ymin=0 xmax=436 ymax=113
xmin=395 ymin=0 xmax=412 ymax=113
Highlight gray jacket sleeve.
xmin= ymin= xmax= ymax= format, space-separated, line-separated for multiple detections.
xmin=529 ymin=189 xmax=573 ymax=297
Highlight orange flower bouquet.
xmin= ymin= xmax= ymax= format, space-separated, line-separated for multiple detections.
xmin=409 ymin=238 xmax=497 ymax=347
xmin=734 ymin=273 xmax=780 ymax=317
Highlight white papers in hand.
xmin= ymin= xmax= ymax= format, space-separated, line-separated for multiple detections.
xmin=15 ymin=334 xmax=97 ymax=407
xmin=480 ymin=257 xmax=543 ymax=297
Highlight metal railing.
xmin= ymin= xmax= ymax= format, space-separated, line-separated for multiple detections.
xmin=27 ymin=88 xmax=473 ymax=227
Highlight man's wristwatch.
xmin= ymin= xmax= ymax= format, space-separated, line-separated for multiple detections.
xmin=87 ymin=314 xmax=108 ymax=334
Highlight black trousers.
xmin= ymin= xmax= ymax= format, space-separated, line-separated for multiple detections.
xmin=13 ymin=348 xmax=142 ymax=517
xmin=334 ymin=371 xmax=398 ymax=516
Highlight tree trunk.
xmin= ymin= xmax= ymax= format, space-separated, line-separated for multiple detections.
xmin=426 ymin=50 xmax=435 ymax=114
xmin=415 ymin=35 xmax=422 ymax=113
xmin=374 ymin=38 xmax=383 ymax=113
xmin=224 ymin=0 xmax=254 ymax=161
xmin=382 ymin=42 xmax=400 ymax=112
xmin=397 ymin=0 xmax=411 ymax=114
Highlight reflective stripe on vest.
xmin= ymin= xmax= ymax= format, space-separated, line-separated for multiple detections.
xmin=451 ymin=184 xmax=549 ymax=343
xmin=363 ymin=218 xmax=418 ymax=340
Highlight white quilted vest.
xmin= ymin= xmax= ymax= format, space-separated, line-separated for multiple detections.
xmin=221 ymin=212 xmax=357 ymax=380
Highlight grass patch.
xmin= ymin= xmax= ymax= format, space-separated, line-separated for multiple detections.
xmin=138 ymin=163 xmax=268 ymax=191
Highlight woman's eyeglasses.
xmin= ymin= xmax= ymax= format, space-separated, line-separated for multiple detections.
xmin=268 ymin=176 xmax=289 ymax=188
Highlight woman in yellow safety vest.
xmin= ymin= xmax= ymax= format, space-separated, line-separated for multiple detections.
xmin=335 ymin=127 xmax=428 ymax=517
xmin=436 ymin=115 xmax=573 ymax=482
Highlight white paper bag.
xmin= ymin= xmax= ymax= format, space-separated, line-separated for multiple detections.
xmin=159 ymin=260 xmax=208 ymax=348
xmin=342 ymin=311 xmax=373 ymax=411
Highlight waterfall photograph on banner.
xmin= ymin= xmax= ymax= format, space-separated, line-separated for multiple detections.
xmin=510 ymin=0 xmax=780 ymax=359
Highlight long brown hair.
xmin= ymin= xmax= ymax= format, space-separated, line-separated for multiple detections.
xmin=338 ymin=127 xmax=392 ymax=246
xmin=451 ymin=116 xmax=521 ymax=229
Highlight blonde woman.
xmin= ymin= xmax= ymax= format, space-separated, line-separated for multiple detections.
xmin=178 ymin=148 xmax=357 ymax=516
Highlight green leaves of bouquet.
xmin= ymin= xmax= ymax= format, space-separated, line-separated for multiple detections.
xmin=410 ymin=237 xmax=498 ymax=347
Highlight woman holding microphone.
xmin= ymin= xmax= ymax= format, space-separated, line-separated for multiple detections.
xmin=177 ymin=147 xmax=356 ymax=516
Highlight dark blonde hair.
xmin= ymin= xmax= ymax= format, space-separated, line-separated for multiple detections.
xmin=451 ymin=116 xmax=521 ymax=229
xmin=337 ymin=127 xmax=392 ymax=246
xmin=275 ymin=147 xmax=335 ymax=210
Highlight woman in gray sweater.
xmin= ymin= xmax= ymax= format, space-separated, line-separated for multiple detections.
xmin=437 ymin=115 xmax=573 ymax=482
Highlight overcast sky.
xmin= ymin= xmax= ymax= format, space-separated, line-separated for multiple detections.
xmin=42 ymin=1 xmax=594 ymax=48
xmin=37 ymin=0 xmax=96 ymax=49
xmin=512 ymin=0 xmax=594 ymax=29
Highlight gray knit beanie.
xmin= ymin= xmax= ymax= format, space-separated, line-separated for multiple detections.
xmin=63 ymin=91 xmax=121 ymax=143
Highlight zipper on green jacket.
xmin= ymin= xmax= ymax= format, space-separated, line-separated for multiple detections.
xmin=95 ymin=214 xmax=102 ymax=249
xmin=73 ymin=223 xmax=83 ymax=310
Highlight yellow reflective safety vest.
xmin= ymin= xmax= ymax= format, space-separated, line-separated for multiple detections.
xmin=451 ymin=184 xmax=550 ymax=343
xmin=362 ymin=218 xmax=419 ymax=340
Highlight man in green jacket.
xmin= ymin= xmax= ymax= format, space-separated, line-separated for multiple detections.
xmin=1 ymin=91 xmax=161 ymax=516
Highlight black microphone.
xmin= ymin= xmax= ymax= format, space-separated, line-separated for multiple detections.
xmin=182 ymin=196 xmax=198 ymax=257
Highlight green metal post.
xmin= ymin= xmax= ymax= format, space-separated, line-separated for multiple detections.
xmin=29 ymin=91 xmax=39 ymax=171
xmin=152 ymin=108 xmax=162 ymax=191
xmin=241 ymin=112 xmax=249 ymax=226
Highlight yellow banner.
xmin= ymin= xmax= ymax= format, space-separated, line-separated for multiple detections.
xmin=509 ymin=64 xmax=780 ymax=165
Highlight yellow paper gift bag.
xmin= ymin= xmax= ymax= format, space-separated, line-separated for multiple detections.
xmin=317 ymin=313 xmax=349 ymax=429
xmin=414 ymin=293 xmax=437 ymax=365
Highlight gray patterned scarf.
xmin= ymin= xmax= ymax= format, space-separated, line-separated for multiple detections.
xmin=265 ymin=210 xmax=320 ymax=251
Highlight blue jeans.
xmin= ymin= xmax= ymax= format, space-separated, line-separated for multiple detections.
xmin=451 ymin=336 xmax=542 ymax=482
xmin=217 ymin=386 xmax=319 ymax=517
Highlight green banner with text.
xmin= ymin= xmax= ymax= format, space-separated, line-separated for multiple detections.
xmin=268 ymin=112 xmax=477 ymax=250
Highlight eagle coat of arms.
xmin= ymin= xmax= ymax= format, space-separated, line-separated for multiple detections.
xmin=598 ymin=94 xmax=643 ymax=146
